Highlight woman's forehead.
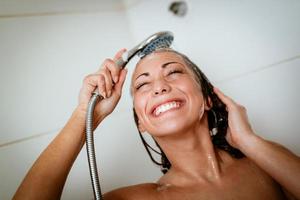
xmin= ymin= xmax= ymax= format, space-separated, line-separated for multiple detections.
xmin=132 ymin=51 xmax=185 ymax=79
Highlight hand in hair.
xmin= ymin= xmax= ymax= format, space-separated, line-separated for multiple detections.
xmin=213 ymin=87 xmax=255 ymax=150
xmin=214 ymin=87 xmax=300 ymax=199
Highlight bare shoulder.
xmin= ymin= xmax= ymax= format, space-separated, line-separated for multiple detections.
xmin=103 ymin=183 xmax=158 ymax=200
xmin=238 ymin=157 xmax=286 ymax=192
xmin=241 ymin=157 xmax=298 ymax=200
xmin=218 ymin=150 xmax=277 ymax=185
xmin=237 ymin=157 xmax=277 ymax=183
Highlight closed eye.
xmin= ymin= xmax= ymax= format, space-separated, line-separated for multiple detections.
xmin=168 ymin=69 xmax=183 ymax=75
xmin=136 ymin=82 xmax=149 ymax=90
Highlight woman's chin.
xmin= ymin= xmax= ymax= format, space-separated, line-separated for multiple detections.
xmin=149 ymin=121 xmax=190 ymax=138
xmin=146 ymin=110 xmax=201 ymax=137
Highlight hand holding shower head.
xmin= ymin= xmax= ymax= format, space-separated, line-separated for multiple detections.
xmin=86 ymin=31 xmax=174 ymax=200
xmin=93 ymin=31 xmax=173 ymax=97
xmin=115 ymin=31 xmax=174 ymax=68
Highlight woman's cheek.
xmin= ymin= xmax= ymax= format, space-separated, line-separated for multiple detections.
xmin=134 ymin=94 xmax=148 ymax=116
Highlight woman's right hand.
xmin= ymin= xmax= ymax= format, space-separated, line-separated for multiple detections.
xmin=77 ymin=49 xmax=128 ymax=124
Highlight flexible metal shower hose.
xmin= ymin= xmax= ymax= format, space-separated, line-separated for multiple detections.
xmin=85 ymin=58 xmax=126 ymax=200
xmin=86 ymin=93 xmax=104 ymax=200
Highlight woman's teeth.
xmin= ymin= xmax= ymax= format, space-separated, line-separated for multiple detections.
xmin=154 ymin=101 xmax=181 ymax=116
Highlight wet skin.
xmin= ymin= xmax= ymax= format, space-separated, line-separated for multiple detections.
xmin=105 ymin=152 xmax=285 ymax=200
xmin=104 ymin=51 xmax=286 ymax=199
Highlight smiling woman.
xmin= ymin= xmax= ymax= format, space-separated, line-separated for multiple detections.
xmin=13 ymin=48 xmax=300 ymax=200
xmin=132 ymin=49 xmax=244 ymax=174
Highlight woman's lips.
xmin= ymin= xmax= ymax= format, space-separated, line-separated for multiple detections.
xmin=151 ymin=99 xmax=184 ymax=117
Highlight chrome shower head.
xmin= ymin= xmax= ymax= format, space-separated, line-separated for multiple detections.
xmin=136 ymin=31 xmax=174 ymax=58
xmin=116 ymin=31 xmax=174 ymax=67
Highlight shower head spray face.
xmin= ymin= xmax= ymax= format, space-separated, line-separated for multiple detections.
xmin=118 ymin=31 xmax=174 ymax=68
xmin=137 ymin=33 xmax=174 ymax=58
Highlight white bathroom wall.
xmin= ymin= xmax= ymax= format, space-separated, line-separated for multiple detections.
xmin=0 ymin=9 xmax=133 ymax=145
xmin=1 ymin=0 xmax=300 ymax=199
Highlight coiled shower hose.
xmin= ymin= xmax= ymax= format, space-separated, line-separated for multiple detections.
xmin=85 ymin=58 xmax=126 ymax=200
xmin=86 ymin=93 xmax=104 ymax=200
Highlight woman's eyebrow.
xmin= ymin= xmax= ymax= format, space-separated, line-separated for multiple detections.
xmin=135 ymin=72 xmax=149 ymax=81
xmin=135 ymin=61 xmax=182 ymax=81
xmin=161 ymin=61 xmax=179 ymax=68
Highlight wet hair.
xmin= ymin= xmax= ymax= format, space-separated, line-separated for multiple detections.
xmin=132 ymin=49 xmax=244 ymax=174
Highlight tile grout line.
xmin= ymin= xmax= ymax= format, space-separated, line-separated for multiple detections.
xmin=0 ymin=9 xmax=120 ymax=19
xmin=216 ymin=54 xmax=300 ymax=84
xmin=0 ymin=0 xmax=142 ymax=19
xmin=0 ymin=128 xmax=60 ymax=148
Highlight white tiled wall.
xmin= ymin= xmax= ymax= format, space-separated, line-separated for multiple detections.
xmin=0 ymin=11 xmax=133 ymax=145
xmin=218 ymin=59 xmax=300 ymax=153
xmin=1 ymin=0 xmax=299 ymax=199
xmin=0 ymin=133 xmax=57 ymax=200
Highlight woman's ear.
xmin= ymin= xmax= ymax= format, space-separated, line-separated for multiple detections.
xmin=205 ymin=97 xmax=213 ymax=110
xmin=138 ymin=120 xmax=146 ymax=133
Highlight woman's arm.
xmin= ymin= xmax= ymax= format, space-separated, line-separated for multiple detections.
xmin=238 ymin=134 xmax=300 ymax=199
xmin=13 ymin=107 xmax=88 ymax=200
xmin=213 ymin=87 xmax=300 ymax=199
xmin=13 ymin=49 xmax=127 ymax=200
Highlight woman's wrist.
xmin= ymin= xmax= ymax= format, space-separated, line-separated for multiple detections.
xmin=236 ymin=131 xmax=262 ymax=155
xmin=73 ymin=104 xmax=88 ymax=121
xmin=74 ymin=104 xmax=105 ymax=130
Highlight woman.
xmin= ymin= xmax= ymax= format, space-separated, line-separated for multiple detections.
xmin=13 ymin=48 xmax=300 ymax=200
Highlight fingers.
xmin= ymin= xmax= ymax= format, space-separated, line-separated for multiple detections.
xmin=113 ymin=68 xmax=128 ymax=96
xmin=96 ymin=48 xmax=126 ymax=81
xmin=99 ymin=67 xmax=113 ymax=97
xmin=92 ymin=48 xmax=127 ymax=98
xmin=113 ymin=48 xmax=127 ymax=61
xmin=213 ymin=87 xmax=248 ymax=112
xmin=97 ymin=58 xmax=120 ymax=83
xmin=83 ymin=74 xmax=107 ymax=98
xmin=95 ymin=60 xmax=116 ymax=98
xmin=213 ymin=87 xmax=236 ymax=108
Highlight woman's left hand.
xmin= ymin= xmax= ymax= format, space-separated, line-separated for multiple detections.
xmin=213 ymin=87 xmax=255 ymax=149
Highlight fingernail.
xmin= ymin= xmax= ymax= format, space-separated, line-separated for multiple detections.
xmin=103 ymin=92 xmax=107 ymax=98
xmin=114 ymin=76 xmax=119 ymax=83
xmin=108 ymin=90 xmax=112 ymax=97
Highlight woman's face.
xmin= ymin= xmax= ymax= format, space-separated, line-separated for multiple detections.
xmin=131 ymin=51 xmax=209 ymax=137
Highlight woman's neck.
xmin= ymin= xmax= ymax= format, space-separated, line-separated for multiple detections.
xmin=155 ymin=116 xmax=222 ymax=185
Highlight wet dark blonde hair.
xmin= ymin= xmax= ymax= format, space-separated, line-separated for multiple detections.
xmin=132 ymin=49 xmax=244 ymax=174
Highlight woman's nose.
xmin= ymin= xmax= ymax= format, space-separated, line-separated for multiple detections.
xmin=153 ymin=80 xmax=171 ymax=96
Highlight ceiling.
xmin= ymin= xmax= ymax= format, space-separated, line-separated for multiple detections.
xmin=0 ymin=0 xmax=140 ymax=18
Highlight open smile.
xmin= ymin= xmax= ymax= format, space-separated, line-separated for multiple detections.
xmin=151 ymin=100 xmax=185 ymax=117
